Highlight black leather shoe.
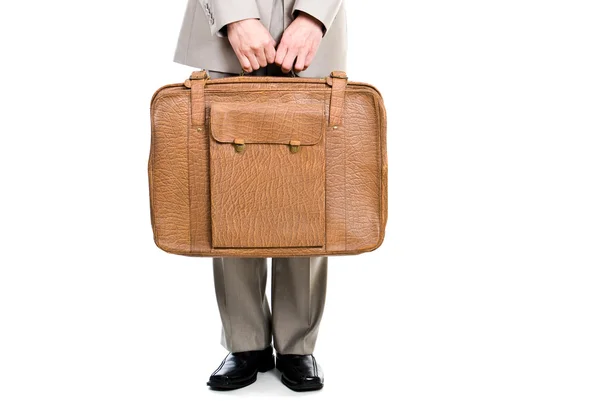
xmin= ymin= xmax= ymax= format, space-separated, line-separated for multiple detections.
xmin=207 ymin=345 xmax=275 ymax=390
xmin=276 ymin=353 xmax=324 ymax=392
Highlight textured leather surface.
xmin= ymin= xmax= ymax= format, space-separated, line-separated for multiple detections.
xmin=210 ymin=102 xmax=326 ymax=248
xmin=148 ymin=71 xmax=388 ymax=256
xmin=211 ymin=102 xmax=325 ymax=145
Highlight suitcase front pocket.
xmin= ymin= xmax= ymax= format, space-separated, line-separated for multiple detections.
xmin=208 ymin=102 xmax=326 ymax=248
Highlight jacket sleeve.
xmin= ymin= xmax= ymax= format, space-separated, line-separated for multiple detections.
xmin=291 ymin=0 xmax=343 ymax=36
xmin=203 ymin=0 xmax=261 ymax=37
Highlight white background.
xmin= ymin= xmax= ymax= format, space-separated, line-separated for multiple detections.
xmin=1 ymin=1 xmax=599 ymax=400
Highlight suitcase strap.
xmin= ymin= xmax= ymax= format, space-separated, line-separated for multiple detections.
xmin=188 ymin=70 xmax=210 ymax=252
xmin=328 ymin=71 xmax=348 ymax=128
xmin=189 ymin=70 xmax=208 ymax=129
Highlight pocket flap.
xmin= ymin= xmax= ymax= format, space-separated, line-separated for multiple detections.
xmin=210 ymin=102 xmax=325 ymax=146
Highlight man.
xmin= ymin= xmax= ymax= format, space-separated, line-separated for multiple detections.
xmin=173 ymin=0 xmax=347 ymax=392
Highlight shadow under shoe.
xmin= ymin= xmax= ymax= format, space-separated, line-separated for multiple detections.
xmin=276 ymin=353 xmax=324 ymax=392
xmin=207 ymin=345 xmax=275 ymax=390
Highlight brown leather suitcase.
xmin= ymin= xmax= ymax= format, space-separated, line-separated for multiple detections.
xmin=148 ymin=70 xmax=387 ymax=257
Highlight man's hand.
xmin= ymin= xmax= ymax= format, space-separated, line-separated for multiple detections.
xmin=227 ymin=19 xmax=277 ymax=73
xmin=275 ymin=11 xmax=324 ymax=73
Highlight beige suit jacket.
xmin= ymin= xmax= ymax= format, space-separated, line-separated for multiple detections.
xmin=173 ymin=0 xmax=347 ymax=77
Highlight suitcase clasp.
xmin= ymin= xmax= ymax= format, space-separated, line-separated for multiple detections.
xmin=233 ymin=138 xmax=245 ymax=153
xmin=289 ymin=140 xmax=301 ymax=154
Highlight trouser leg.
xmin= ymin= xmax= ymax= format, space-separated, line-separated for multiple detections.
xmin=212 ymin=257 xmax=272 ymax=352
xmin=271 ymin=256 xmax=328 ymax=355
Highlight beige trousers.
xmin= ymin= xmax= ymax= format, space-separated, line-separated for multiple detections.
xmin=209 ymin=68 xmax=328 ymax=355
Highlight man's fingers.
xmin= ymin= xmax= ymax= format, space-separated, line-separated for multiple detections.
xmin=294 ymin=48 xmax=308 ymax=72
xmin=245 ymin=51 xmax=261 ymax=71
xmin=227 ymin=20 xmax=277 ymax=72
xmin=235 ymin=49 xmax=253 ymax=73
xmin=304 ymin=47 xmax=316 ymax=69
xmin=274 ymin=44 xmax=287 ymax=66
xmin=280 ymin=48 xmax=297 ymax=73
xmin=265 ymin=43 xmax=276 ymax=64
xmin=255 ymin=47 xmax=268 ymax=68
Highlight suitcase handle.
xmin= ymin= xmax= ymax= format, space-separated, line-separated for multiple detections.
xmin=187 ymin=70 xmax=347 ymax=128
xmin=238 ymin=69 xmax=297 ymax=77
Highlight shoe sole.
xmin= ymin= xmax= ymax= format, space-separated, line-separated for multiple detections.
xmin=279 ymin=370 xmax=324 ymax=392
xmin=208 ymin=374 xmax=257 ymax=391
xmin=207 ymin=356 xmax=275 ymax=391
